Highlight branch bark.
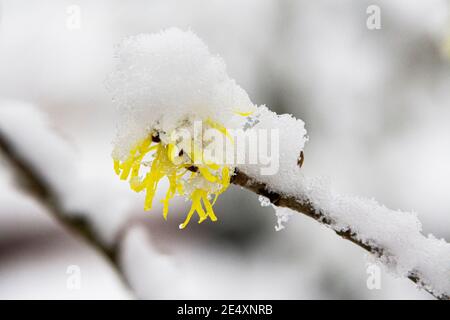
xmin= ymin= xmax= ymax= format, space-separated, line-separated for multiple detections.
xmin=231 ymin=168 xmax=449 ymax=300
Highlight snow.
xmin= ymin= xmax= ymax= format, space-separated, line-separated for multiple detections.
xmin=307 ymin=183 xmax=450 ymax=297
xmin=274 ymin=207 xmax=294 ymax=232
xmin=0 ymin=155 xmax=131 ymax=299
xmin=1 ymin=18 xmax=448 ymax=298
xmin=259 ymin=195 xmax=293 ymax=231
xmin=108 ymin=28 xmax=256 ymax=161
xmin=237 ymin=117 xmax=450 ymax=296
xmin=106 ymin=28 xmax=449 ymax=297
xmin=237 ymin=105 xmax=307 ymax=183
xmin=242 ymin=162 xmax=450 ymax=296
xmin=258 ymin=195 xmax=271 ymax=207
xmin=0 ymin=100 xmax=139 ymax=244
xmin=0 ymin=100 xmax=78 ymax=200
xmin=121 ymin=225 xmax=313 ymax=299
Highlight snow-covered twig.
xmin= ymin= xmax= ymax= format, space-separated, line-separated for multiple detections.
xmin=231 ymin=168 xmax=449 ymax=300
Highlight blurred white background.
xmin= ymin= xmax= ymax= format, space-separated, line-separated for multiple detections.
xmin=0 ymin=0 xmax=449 ymax=299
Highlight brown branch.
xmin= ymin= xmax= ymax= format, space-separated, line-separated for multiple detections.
xmin=0 ymin=130 xmax=131 ymax=290
xmin=231 ymin=168 xmax=449 ymax=300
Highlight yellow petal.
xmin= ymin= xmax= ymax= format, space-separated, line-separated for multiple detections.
xmin=233 ymin=110 xmax=254 ymax=117
xmin=202 ymin=192 xmax=217 ymax=222
xmin=199 ymin=167 xmax=217 ymax=182
xmin=179 ymin=200 xmax=197 ymax=229
xmin=113 ymin=159 xmax=121 ymax=175
xmin=205 ymin=118 xmax=234 ymax=143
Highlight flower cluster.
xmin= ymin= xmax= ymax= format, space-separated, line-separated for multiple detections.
xmin=109 ymin=28 xmax=256 ymax=228
xmin=113 ymin=118 xmax=233 ymax=228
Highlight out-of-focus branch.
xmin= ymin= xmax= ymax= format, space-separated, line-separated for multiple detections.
xmin=231 ymin=168 xmax=449 ymax=300
xmin=0 ymin=130 xmax=130 ymax=290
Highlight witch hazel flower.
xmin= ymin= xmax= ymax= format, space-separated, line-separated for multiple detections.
xmin=108 ymin=28 xmax=258 ymax=228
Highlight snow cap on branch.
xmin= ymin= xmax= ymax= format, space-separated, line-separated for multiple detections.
xmin=108 ymin=28 xmax=308 ymax=230
xmin=108 ymin=28 xmax=256 ymax=160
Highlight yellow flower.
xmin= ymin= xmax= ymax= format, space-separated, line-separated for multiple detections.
xmin=113 ymin=118 xmax=232 ymax=229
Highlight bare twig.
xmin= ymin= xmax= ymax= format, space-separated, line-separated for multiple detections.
xmin=231 ymin=168 xmax=449 ymax=300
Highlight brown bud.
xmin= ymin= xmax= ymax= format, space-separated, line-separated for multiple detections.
xmin=298 ymin=151 xmax=304 ymax=168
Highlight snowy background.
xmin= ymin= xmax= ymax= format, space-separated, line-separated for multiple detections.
xmin=0 ymin=0 xmax=449 ymax=299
